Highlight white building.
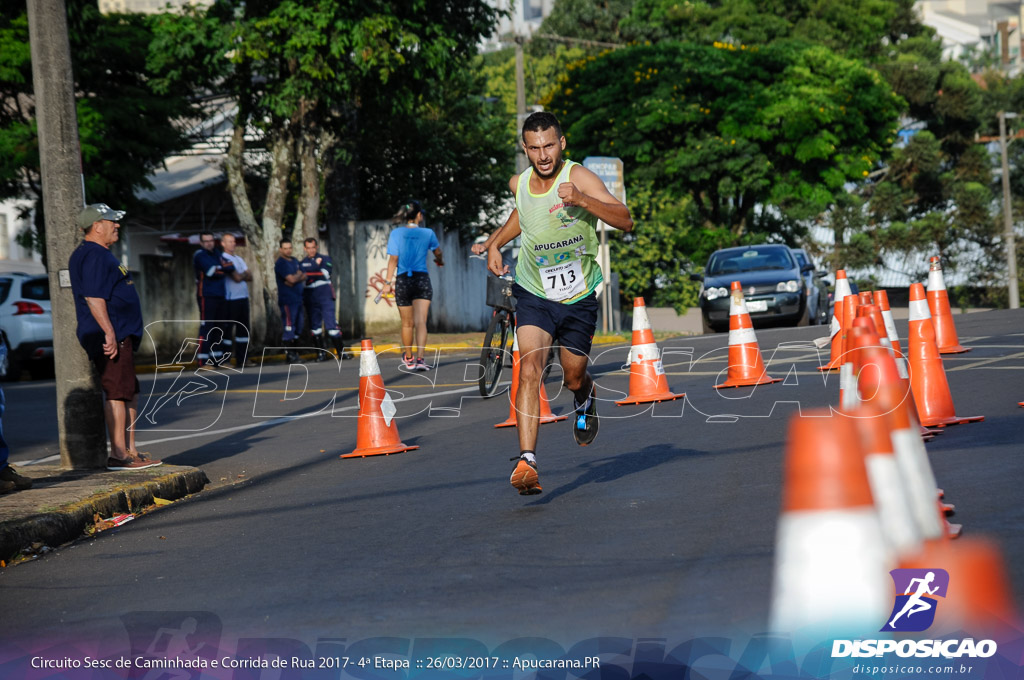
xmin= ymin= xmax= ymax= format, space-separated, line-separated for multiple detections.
xmin=0 ymin=200 xmax=43 ymax=274
xmin=481 ymin=0 xmax=556 ymax=52
xmin=917 ymin=0 xmax=1023 ymax=68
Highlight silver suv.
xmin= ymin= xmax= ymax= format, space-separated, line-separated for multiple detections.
xmin=0 ymin=273 xmax=54 ymax=380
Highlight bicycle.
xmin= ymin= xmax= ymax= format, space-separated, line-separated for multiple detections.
xmin=478 ymin=274 xmax=560 ymax=397
xmin=479 ymin=275 xmax=516 ymax=397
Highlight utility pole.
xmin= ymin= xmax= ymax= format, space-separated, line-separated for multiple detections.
xmin=27 ymin=0 xmax=108 ymax=467
xmin=999 ymin=110 xmax=1020 ymax=309
xmin=514 ymin=35 xmax=528 ymax=173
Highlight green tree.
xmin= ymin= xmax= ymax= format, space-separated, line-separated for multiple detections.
xmin=149 ymin=0 xmax=505 ymax=340
xmin=622 ymin=0 xmax=927 ymax=62
xmin=0 ymin=1 xmax=192 ymax=262
xmin=549 ymin=40 xmax=902 ymax=235
xmin=862 ymin=35 xmax=998 ymax=285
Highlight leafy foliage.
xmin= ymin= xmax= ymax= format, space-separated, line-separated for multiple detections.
xmin=548 ymin=40 xmax=902 ymax=236
xmin=0 ymin=1 xmax=191 ymax=216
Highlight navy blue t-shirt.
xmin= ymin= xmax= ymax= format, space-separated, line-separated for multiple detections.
xmin=193 ymin=247 xmax=234 ymax=298
xmin=299 ymin=253 xmax=334 ymax=286
xmin=275 ymin=256 xmax=304 ymax=304
xmin=69 ymin=241 xmax=144 ymax=359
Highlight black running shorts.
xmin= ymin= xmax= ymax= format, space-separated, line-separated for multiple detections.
xmin=511 ymin=283 xmax=598 ymax=356
xmin=394 ymin=271 xmax=433 ymax=306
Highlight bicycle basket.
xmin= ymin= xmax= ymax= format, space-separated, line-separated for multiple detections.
xmin=486 ymin=275 xmax=517 ymax=311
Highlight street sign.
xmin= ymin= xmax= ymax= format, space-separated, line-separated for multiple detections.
xmin=582 ymin=156 xmax=625 ymax=332
xmin=583 ymin=156 xmax=625 ymax=203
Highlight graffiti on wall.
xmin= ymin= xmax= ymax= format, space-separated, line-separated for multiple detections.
xmin=366 ymin=267 xmax=395 ymax=307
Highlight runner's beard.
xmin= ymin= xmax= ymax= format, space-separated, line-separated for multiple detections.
xmin=531 ymin=156 xmax=564 ymax=180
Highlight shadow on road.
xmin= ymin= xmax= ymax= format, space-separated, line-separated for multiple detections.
xmin=526 ymin=443 xmax=706 ymax=505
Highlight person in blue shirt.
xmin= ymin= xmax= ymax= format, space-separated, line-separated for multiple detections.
xmin=69 ymin=203 xmax=162 ymax=470
xmin=193 ymin=231 xmax=235 ymax=367
xmin=380 ymin=200 xmax=444 ymax=371
xmin=275 ymin=238 xmax=306 ymax=363
xmin=299 ymin=237 xmax=353 ymax=361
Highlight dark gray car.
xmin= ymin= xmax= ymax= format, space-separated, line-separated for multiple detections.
xmin=789 ymin=247 xmax=830 ymax=326
xmin=692 ymin=244 xmax=813 ymax=333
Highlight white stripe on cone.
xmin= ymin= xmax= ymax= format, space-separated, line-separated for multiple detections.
xmin=881 ymin=309 xmax=900 ymax=347
xmin=864 ymin=453 xmax=924 ymax=558
xmin=891 ymin=428 xmax=944 ymax=540
xmin=632 ymin=303 xmax=652 ymax=331
xmin=729 ymin=295 xmax=749 ymax=317
xmin=840 ymin=363 xmax=860 ymax=410
xmin=769 ymin=509 xmax=892 ymax=633
xmin=908 ymin=298 xmax=931 ymax=322
xmin=629 ymin=342 xmax=661 ymax=364
xmin=927 ymin=267 xmax=946 ymax=292
xmin=728 ymin=327 xmax=758 ymax=346
xmin=360 ymin=345 xmax=381 ymax=377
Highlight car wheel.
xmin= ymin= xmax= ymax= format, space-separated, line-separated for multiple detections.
xmin=701 ymin=314 xmax=717 ymax=334
xmin=796 ymin=303 xmax=810 ymax=327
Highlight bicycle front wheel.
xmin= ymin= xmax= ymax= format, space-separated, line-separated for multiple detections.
xmin=479 ymin=311 xmax=512 ymax=397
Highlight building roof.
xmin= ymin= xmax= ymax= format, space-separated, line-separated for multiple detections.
xmin=136 ymin=155 xmax=226 ymax=204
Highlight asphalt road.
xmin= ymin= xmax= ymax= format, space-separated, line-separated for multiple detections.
xmin=1 ymin=310 xmax=1022 ymax=670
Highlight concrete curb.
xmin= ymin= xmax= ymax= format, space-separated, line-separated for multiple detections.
xmin=134 ymin=335 xmax=636 ymax=373
xmin=0 ymin=466 xmax=209 ymax=563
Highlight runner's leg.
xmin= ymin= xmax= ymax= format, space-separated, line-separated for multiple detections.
xmin=515 ymin=324 xmax=554 ymax=454
xmin=412 ymin=298 xmax=430 ymax=359
xmin=398 ymin=305 xmax=415 ymax=359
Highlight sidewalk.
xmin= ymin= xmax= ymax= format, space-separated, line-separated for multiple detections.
xmin=0 ymin=464 xmax=208 ymax=566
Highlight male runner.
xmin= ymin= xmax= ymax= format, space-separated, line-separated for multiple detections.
xmin=484 ymin=111 xmax=633 ymax=495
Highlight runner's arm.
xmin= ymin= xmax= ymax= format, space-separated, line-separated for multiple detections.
xmin=382 ymin=255 xmax=399 ymax=293
xmin=561 ymin=165 xmax=633 ymax=231
xmin=486 ymin=209 xmax=520 ymax=277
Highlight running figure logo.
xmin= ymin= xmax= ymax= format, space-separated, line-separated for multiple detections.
xmin=881 ymin=568 xmax=950 ymax=632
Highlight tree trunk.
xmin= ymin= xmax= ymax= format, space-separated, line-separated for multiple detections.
xmin=257 ymin=129 xmax=295 ymax=344
xmin=225 ymin=122 xmax=278 ymax=346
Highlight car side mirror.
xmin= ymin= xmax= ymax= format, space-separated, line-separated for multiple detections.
xmin=689 ymin=273 xmax=703 ymax=282
xmin=815 ymin=270 xmax=828 ymax=278
xmin=800 ymin=264 xmax=815 ymax=274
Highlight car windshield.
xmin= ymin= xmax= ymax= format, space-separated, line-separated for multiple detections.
xmin=707 ymin=248 xmax=795 ymax=275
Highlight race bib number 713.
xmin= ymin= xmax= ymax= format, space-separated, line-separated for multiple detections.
xmin=540 ymin=260 xmax=585 ymax=301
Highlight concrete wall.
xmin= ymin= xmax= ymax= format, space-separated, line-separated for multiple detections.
xmin=136 ymin=222 xmax=493 ymax=355
xmin=330 ymin=220 xmax=491 ymax=338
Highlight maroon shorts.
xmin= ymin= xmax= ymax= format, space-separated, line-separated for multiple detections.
xmin=94 ymin=338 xmax=140 ymax=401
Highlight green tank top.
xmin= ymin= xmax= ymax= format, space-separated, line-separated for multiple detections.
xmin=514 ymin=160 xmax=602 ymax=303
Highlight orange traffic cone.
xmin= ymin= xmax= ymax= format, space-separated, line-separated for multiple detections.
xmin=841 ymin=323 xmax=876 ymax=411
xmin=616 ymin=297 xmax=685 ymax=405
xmin=714 ymin=282 xmax=781 ymax=389
xmin=900 ymin=538 xmax=1020 ymax=636
xmin=858 ymin=344 xmax=948 ymax=542
xmin=873 ymin=290 xmax=905 ymax=364
xmin=342 ymin=339 xmax=419 ymax=459
xmin=907 ymin=283 xmax=983 ymax=427
xmin=858 ymin=290 xmax=873 ymax=306
xmin=819 ymin=269 xmax=854 ymax=371
xmin=851 ymin=404 xmax=924 ymax=560
xmin=769 ymin=411 xmax=892 ymax=633
xmin=495 ymin=328 xmax=567 ymax=428
xmin=926 ymin=256 xmax=970 ymax=354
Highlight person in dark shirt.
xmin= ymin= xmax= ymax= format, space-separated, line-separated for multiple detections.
xmin=299 ymin=237 xmax=352 ymax=361
xmin=275 ymin=238 xmax=306 ymax=363
xmin=193 ymin=231 xmax=235 ymax=367
xmin=69 ymin=203 xmax=161 ymax=470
